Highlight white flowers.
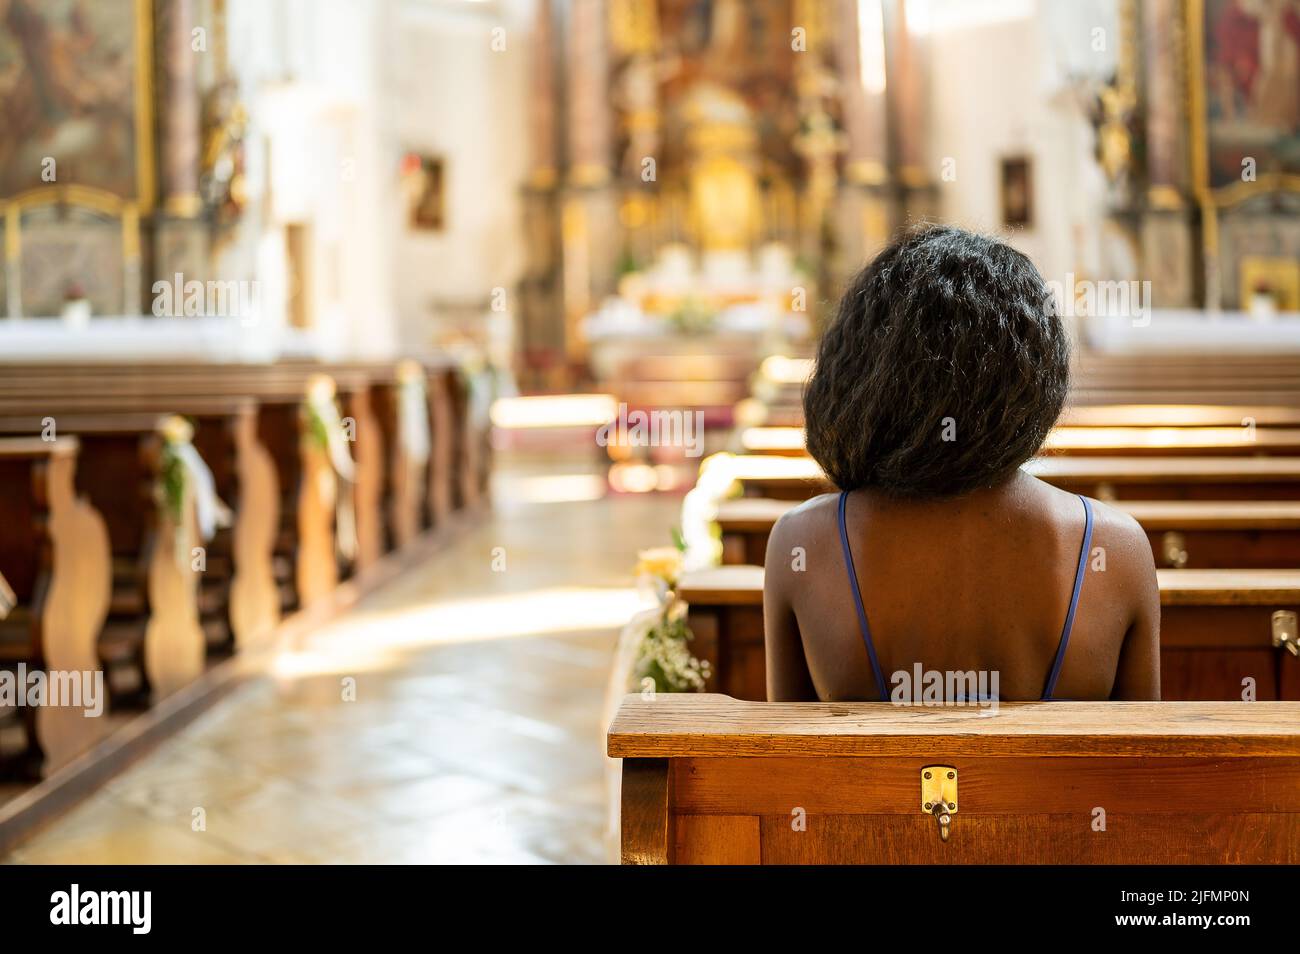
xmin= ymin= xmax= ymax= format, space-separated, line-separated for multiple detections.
xmin=629 ymin=542 xmax=711 ymax=693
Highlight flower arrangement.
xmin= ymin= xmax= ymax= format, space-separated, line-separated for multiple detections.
xmin=158 ymin=416 xmax=196 ymax=526
xmin=629 ymin=532 xmax=712 ymax=693
xmin=302 ymin=374 xmax=357 ymax=481
xmin=156 ymin=416 xmax=232 ymax=569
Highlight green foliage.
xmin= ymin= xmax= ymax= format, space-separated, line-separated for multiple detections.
xmin=633 ymin=605 xmax=711 ymax=693
xmin=159 ymin=444 xmax=187 ymax=525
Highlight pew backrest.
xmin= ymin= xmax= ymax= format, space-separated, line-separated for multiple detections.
xmin=677 ymin=566 xmax=1300 ymax=701
xmin=610 ymin=694 xmax=1300 ymax=864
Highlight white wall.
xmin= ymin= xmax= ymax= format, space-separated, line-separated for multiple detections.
xmin=219 ymin=0 xmax=399 ymax=358
xmin=925 ymin=0 xmax=1118 ymax=293
xmin=387 ymin=0 xmax=532 ymax=351
xmin=217 ymin=0 xmax=534 ymax=358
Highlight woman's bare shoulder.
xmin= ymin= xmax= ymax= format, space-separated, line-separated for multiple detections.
xmin=765 ymin=492 xmax=840 ymax=572
xmin=1081 ymin=497 xmax=1159 ymax=625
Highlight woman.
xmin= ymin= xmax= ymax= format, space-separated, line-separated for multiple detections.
xmin=764 ymin=226 xmax=1159 ymax=702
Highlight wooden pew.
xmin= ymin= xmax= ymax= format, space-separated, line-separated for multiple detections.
xmin=0 ymin=437 xmax=112 ymax=777
xmin=0 ymin=414 xmax=210 ymax=708
xmin=1060 ymin=404 xmax=1300 ymax=428
xmin=738 ymin=395 xmax=1300 ymax=434
xmin=0 ymin=357 xmax=483 ymax=607
xmin=717 ymin=497 xmax=1300 ymax=569
xmin=357 ymin=365 xmax=426 ymax=550
xmin=740 ymin=423 xmax=1300 ymax=458
xmin=440 ymin=365 xmax=490 ymax=513
xmin=610 ymin=694 xmax=1300 ymax=864
xmin=0 ymin=397 xmax=279 ymax=651
xmin=1026 ymin=456 xmax=1300 ymax=500
xmin=0 ymin=365 xmax=368 ymax=610
xmin=676 ymin=565 xmax=1300 ymax=702
xmin=726 ymin=454 xmax=1300 ymax=502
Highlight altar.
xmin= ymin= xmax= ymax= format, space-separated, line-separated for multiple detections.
xmin=581 ymin=241 xmax=812 ymax=447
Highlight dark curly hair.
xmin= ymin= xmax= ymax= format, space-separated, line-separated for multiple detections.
xmin=803 ymin=225 xmax=1069 ymax=498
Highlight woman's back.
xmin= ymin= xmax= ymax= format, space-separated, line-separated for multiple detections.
xmin=764 ymin=225 xmax=1161 ymax=702
xmin=763 ymin=471 xmax=1159 ymax=701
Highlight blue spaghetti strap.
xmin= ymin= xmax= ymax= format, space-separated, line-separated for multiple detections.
xmin=837 ymin=491 xmax=889 ymax=701
xmin=1042 ymin=495 xmax=1094 ymax=700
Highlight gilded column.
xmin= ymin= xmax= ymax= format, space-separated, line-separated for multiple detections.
xmin=567 ymin=0 xmax=613 ymax=188
xmin=560 ymin=0 xmax=617 ymax=361
xmin=1139 ymin=0 xmax=1195 ymax=307
xmin=520 ymin=0 xmax=564 ymax=377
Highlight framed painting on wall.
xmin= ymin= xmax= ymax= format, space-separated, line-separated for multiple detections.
xmin=1199 ymin=0 xmax=1300 ymax=191
xmin=1000 ymin=156 xmax=1033 ymax=228
xmin=402 ymin=153 xmax=446 ymax=231
xmin=0 ymin=0 xmax=154 ymax=206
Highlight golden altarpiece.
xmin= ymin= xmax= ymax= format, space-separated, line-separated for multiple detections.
xmin=516 ymin=0 xmax=939 ymax=392
xmin=1103 ymin=0 xmax=1300 ymax=313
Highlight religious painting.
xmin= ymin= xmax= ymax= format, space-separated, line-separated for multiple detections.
xmin=1202 ymin=0 xmax=1300 ymax=189
xmin=1000 ymin=156 xmax=1033 ymax=228
xmin=402 ymin=153 xmax=446 ymax=231
xmin=0 ymin=0 xmax=150 ymax=201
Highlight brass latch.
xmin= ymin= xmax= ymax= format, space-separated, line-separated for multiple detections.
xmin=1160 ymin=531 xmax=1189 ymax=568
xmin=921 ymin=766 xmax=957 ymax=842
xmin=1273 ymin=610 xmax=1299 ymax=658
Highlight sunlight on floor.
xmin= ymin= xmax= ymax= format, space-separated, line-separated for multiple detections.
xmin=271 ymin=586 xmax=658 ymax=678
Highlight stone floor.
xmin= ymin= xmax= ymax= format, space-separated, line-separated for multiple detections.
xmin=2 ymin=452 xmax=679 ymax=864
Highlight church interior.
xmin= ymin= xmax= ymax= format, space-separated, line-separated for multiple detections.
xmin=1 ymin=0 xmax=1299 ymax=883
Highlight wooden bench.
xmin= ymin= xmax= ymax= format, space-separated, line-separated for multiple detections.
xmin=610 ymin=694 xmax=1300 ymax=864
xmin=0 ymin=437 xmax=112 ymax=777
xmin=0 ymin=413 xmax=212 ymax=709
xmin=676 ymin=565 xmax=1300 ymax=702
xmin=0 ymin=365 xmax=378 ymax=610
xmin=1026 ymin=456 xmax=1300 ymax=500
xmin=1060 ymin=404 xmax=1300 ymax=428
xmin=0 ymin=396 xmax=279 ymax=650
xmin=748 ymin=404 xmax=1300 ymax=433
xmin=727 ymin=454 xmax=1300 ymax=502
xmin=740 ymin=423 xmax=1300 ymax=458
xmin=717 ymin=497 xmax=1300 ymax=569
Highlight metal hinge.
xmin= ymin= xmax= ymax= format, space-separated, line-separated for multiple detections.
xmin=1273 ymin=610 xmax=1299 ymax=657
xmin=921 ymin=766 xmax=957 ymax=842
xmin=1160 ymin=531 xmax=1189 ymax=568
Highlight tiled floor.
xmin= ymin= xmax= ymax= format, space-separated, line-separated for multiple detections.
xmin=3 ymin=452 xmax=678 ymax=864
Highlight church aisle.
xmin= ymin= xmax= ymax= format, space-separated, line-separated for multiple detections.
xmin=3 ymin=453 xmax=678 ymax=865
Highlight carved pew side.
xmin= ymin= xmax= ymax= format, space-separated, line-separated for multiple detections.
xmin=0 ymin=367 xmax=349 ymax=612
xmin=0 ymin=414 xmax=206 ymax=708
xmin=424 ymin=363 xmax=459 ymax=527
xmin=352 ymin=364 xmax=424 ymax=550
xmin=0 ymin=437 xmax=112 ymax=777
xmin=0 ymin=395 xmax=280 ymax=651
xmin=609 ymin=694 xmax=1300 ymax=864
xmin=717 ymin=497 xmax=1300 ymax=569
xmin=677 ymin=565 xmax=1300 ymax=702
